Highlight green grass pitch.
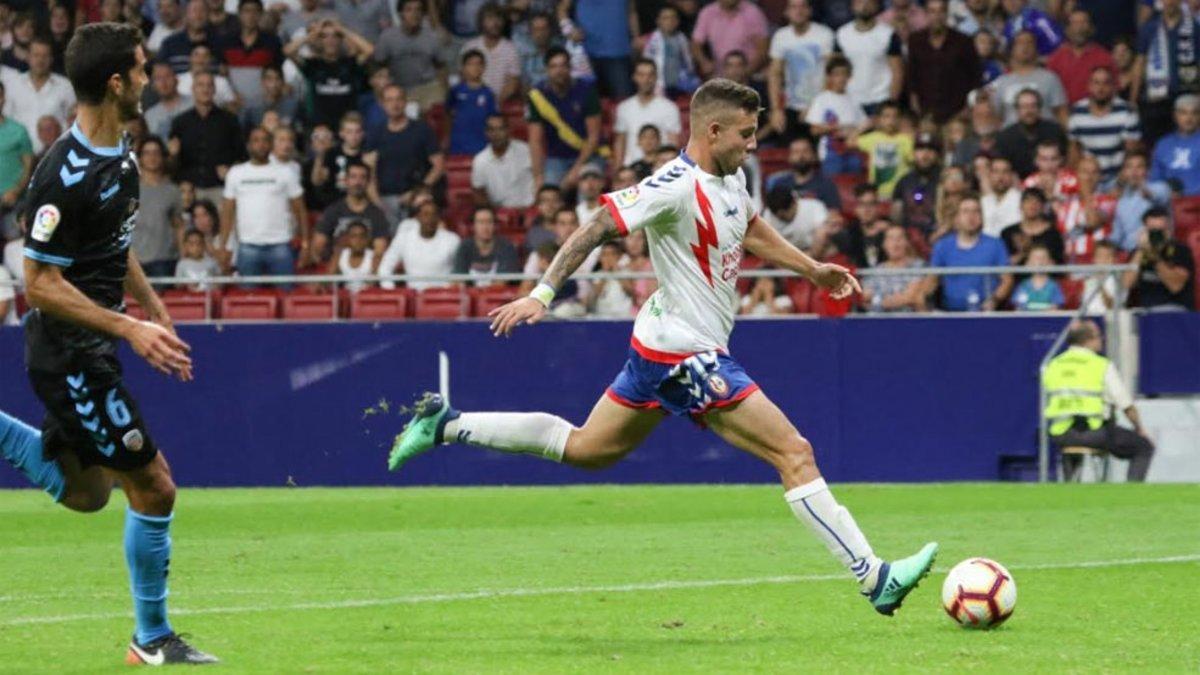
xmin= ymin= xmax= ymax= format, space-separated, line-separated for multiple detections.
xmin=0 ymin=483 xmax=1197 ymax=673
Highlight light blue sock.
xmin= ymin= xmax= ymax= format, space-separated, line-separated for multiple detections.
xmin=0 ymin=409 xmax=65 ymax=501
xmin=124 ymin=508 xmax=174 ymax=645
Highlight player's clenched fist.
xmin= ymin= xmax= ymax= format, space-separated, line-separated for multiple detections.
xmin=811 ymin=263 xmax=863 ymax=300
xmin=125 ymin=320 xmax=193 ymax=381
xmin=488 ymin=297 xmax=547 ymax=337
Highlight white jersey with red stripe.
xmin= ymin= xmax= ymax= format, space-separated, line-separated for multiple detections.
xmin=599 ymin=151 xmax=753 ymax=361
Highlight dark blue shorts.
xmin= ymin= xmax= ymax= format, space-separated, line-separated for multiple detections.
xmin=605 ymin=346 xmax=759 ymax=417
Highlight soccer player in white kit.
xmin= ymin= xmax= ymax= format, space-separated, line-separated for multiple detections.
xmin=389 ymin=79 xmax=937 ymax=615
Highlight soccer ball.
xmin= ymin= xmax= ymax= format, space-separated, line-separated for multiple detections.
xmin=941 ymin=558 xmax=1017 ymax=628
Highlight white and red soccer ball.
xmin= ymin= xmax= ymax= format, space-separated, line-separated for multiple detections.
xmin=941 ymin=558 xmax=1017 ymax=629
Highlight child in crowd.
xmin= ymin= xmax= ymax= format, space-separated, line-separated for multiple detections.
xmin=1013 ymin=245 xmax=1065 ymax=310
xmin=588 ymin=241 xmax=636 ymax=317
xmin=175 ymin=229 xmax=221 ymax=292
xmin=640 ymin=5 xmax=700 ymax=97
xmin=629 ymin=124 xmax=662 ymax=178
xmin=806 ymin=56 xmax=866 ymax=176
xmin=335 ymin=221 xmax=376 ymax=294
xmin=849 ymin=101 xmax=913 ymax=199
xmin=446 ymin=49 xmax=497 ymax=155
xmin=1083 ymin=240 xmax=1122 ymax=315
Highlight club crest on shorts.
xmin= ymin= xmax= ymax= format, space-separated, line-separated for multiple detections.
xmin=31 ymin=204 xmax=61 ymax=242
xmin=706 ymin=373 xmax=729 ymax=398
xmin=122 ymin=429 xmax=144 ymax=452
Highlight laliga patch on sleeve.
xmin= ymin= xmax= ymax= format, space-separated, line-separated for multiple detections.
xmin=614 ymin=186 xmax=640 ymax=208
xmin=31 ymin=204 xmax=62 ymax=243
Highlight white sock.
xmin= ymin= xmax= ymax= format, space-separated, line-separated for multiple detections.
xmin=785 ymin=478 xmax=882 ymax=592
xmin=441 ymin=412 xmax=570 ymax=462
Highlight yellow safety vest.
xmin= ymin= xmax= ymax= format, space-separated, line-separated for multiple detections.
xmin=1042 ymin=347 xmax=1109 ymax=436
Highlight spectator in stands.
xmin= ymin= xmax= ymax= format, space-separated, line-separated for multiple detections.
xmin=533 ymin=241 xmax=586 ymax=316
xmin=848 ymin=100 xmax=912 ymax=199
xmin=628 ymin=124 xmax=661 ymax=178
xmin=446 ymin=49 xmax=498 ymax=156
xmin=134 ymin=137 xmax=186 ymax=278
xmin=613 ymin=59 xmax=681 ymax=170
xmin=880 ymin=0 xmax=928 ymax=41
xmin=806 ymin=55 xmax=867 ymax=175
xmin=374 ymin=0 xmax=444 ymax=112
xmin=862 ymin=223 xmax=926 ymax=312
xmin=463 ymin=3 xmax=522 ymax=103
xmin=951 ymin=0 xmax=1001 ymax=35
xmin=1013 ymin=244 xmax=1064 ymax=309
xmin=1112 ymin=36 xmax=1137 ymax=100
xmin=472 ymin=113 xmax=534 ymax=209
xmin=358 ymin=65 xmax=392 ymax=131
xmin=332 ymin=220 xmax=375 ymax=293
xmin=575 ymin=165 xmax=605 ymax=225
xmin=691 ymin=0 xmax=770 ymax=78
xmin=834 ymin=0 xmax=904 ymax=114
xmin=563 ymin=0 xmax=635 ymax=99
xmin=378 ymin=197 xmax=462 ymax=291
xmin=623 ymin=228 xmax=656 ymax=307
xmin=1047 ymin=9 xmax=1115 ymax=105
xmin=612 ymin=166 xmax=639 ymax=190
xmin=524 ymin=184 xmax=564 ymax=251
xmin=206 ymin=0 xmax=240 ymax=38
xmin=653 ymin=144 xmax=680 ymax=171
xmin=974 ymin=29 xmax=1005 ymax=85
xmin=1000 ymin=0 xmax=1062 ymax=56
xmin=929 ymin=194 xmax=1013 ymax=311
xmin=982 ymin=156 xmax=1022 ymax=237
xmin=1023 ymin=139 xmax=1079 ymax=213
xmin=454 ymin=205 xmax=519 ymax=285
xmin=1112 ymin=152 xmax=1172 ymax=251
xmin=217 ymin=0 xmax=283 ymax=110
xmin=527 ymin=47 xmax=602 ymax=191
xmin=1062 ymin=155 xmax=1116 ymax=262
xmin=278 ymin=0 xmax=337 ymax=43
xmin=767 ymin=0 xmax=835 ymax=141
xmin=932 ymin=164 xmax=971 ymax=243
xmin=767 ymin=135 xmax=843 ymax=210
xmin=1084 ymin=240 xmax=1123 ymax=314
xmin=892 ymin=133 xmax=942 ymax=238
xmin=1134 ymin=0 xmax=1200 ymax=147
xmin=720 ymin=50 xmax=771 ymax=135
xmin=0 ymin=10 xmax=33 ymax=72
xmin=301 ymin=122 xmax=339 ymax=210
xmin=177 ymin=44 xmax=240 ymax=109
xmin=516 ymin=12 xmax=555 ymax=89
xmin=144 ymin=62 xmax=193 ymax=140
xmin=1150 ymin=95 xmax=1200 ymax=196
xmin=739 ymin=274 xmax=794 ymax=315
xmin=519 ymin=207 xmax=598 ymax=294
xmin=1124 ymin=206 xmax=1196 ymax=310
xmin=175 ymin=229 xmax=221 ymax=291
xmin=906 ymin=0 xmax=981 ymax=124
xmin=241 ymin=64 xmax=299 ymax=131
xmin=46 ymin=5 xmax=73 ymax=76
xmin=763 ymin=183 xmax=829 ymax=251
xmin=641 ymin=5 xmax=700 ymax=98
xmin=833 ymin=184 xmax=886 ymax=266
xmin=2 ymin=37 xmax=73 ymax=155
xmin=0 ymin=81 xmax=32 ymax=234
xmin=313 ymin=162 xmax=389 ymax=266
xmin=990 ymin=31 xmax=1068 ymax=127
xmin=170 ymin=71 xmax=245 ymax=205
xmin=285 ymin=17 xmax=373 ymax=130
xmin=1068 ymin=67 xmax=1140 ymax=189
xmin=148 ymin=0 xmax=185 ymax=54
xmin=219 ymin=127 xmax=309 ymax=280
xmin=995 ymin=89 xmax=1069 ymax=178
xmin=186 ymin=199 xmax=224 ymax=257
xmin=365 ymin=84 xmax=444 ymax=222
xmin=333 ymin=0 xmax=391 ymax=45
xmin=270 ymin=126 xmax=301 ymax=175
xmin=160 ymin=0 xmax=215 ymax=74
xmin=1002 ymin=190 xmax=1065 ymax=265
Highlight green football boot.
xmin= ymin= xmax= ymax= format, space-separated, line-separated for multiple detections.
xmin=387 ymin=392 xmax=458 ymax=472
xmin=868 ymin=542 xmax=939 ymax=616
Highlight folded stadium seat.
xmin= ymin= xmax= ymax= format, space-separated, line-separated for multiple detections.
xmin=219 ymin=291 xmax=281 ymax=321
xmin=756 ymin=147 xmax=789 ymax=182
xmin=349 ymin=288 xmax=411 ymax=320
xmin=501 ymin=100 xmax=528 ymax=140
xmin=445 ymin=154 xmax=474 ymax=174
xmin=415 ymin=287 xmax=468 ymax=319
xmin=1059 ymin=278 xmax=1084 ymax=310
xmin=161 ymin=292 xmax=210 ymax=322
xmin=1172 ymin=195 xmax=1200 ymax=241
xmin=495 ymin=208 xmax=527 ymax=245
xmin=786 ymin=278 xmax=815 ymax=314
xmin=123 ymin=295 xmax=148 ymax=320
xmin=812 ymin=287 xmax=853 ymax=317
xmin=282 ymin=291 xmax=336 ymax=321
xmin=470 ymin=286 xmax=516 ymax=317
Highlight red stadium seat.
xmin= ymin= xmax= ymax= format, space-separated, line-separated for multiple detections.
xmin=282 ymin=292 xmax=336 ymax=321
xmin=757 ymin=147 xmax=789 ymax=183
xmin=424 ymin=103 xmax=449 ymax=146
xmin=123 ymin=295 xmax=148 ymax=320
xmin=1059 ymin=278 xmax=1084 ymax=310
xmin=470 ymin=286 xmax=516 ymax=317
xmin=162 ymin=293 xmax=209 ymax=322
xmin=1173 ymin=195 xmax=1200 ymax=242
xmin=414 ymin=287 xmax=467 ymax=319
xmin=786 ymin=278 xmax=815 ymax=314
xmin=502 ymin=100 xmax=528 ymax=140
xmin=219 ymin=292 xmax=280 ymax=320
xmin=350 ymin=288 xmax=410 ymax=320
xmin=833 ymin=174 xmax=863 ymax=216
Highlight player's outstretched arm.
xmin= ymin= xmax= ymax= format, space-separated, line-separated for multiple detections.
xmin=743 ymin=214 xmax=861 ymax=300
xmin=488 ymin=206 xmax=621 ymax=337
xmin=24 ymin=258 xmax=193 ymax=380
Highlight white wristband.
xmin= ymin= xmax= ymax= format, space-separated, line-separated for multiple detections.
xmin=529 ymin=282 xmax=556 ymax=308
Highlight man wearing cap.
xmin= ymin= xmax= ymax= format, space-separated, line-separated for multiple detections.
xmin=1149 ymin=95 xmax=1200 ymax=196
xmin=891 ymin=132 xmax=942 ymax=239
xmin=574 ymin=164 xmax=607 ymax=225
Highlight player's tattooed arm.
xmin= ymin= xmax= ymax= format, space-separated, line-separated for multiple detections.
xmin=541 ymin=206 xmax=621 ymax=291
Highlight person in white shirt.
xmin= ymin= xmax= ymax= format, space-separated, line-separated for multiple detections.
xmin=762 ymin=183 xmax=829 ymax=251
xmin=378 ymin=197 xmax=461 ymax=290
xmin=147 ymin=0 xmax=186 ymax=54
xmin=612 ymin=59 xmax=682 ymax=168
xmin=574 ymin=165 xmax=606 ymax=226
xmin=1083 ymin=240 xmax=1123 ymax=315
xmin=335 ymin=221 xmax=377 ymax=293
xmin=805 ymin=56 xmax=868 ymax=169
xmin=393 ymin=79 xmax=937 ymax=617
xmin=768 ymin=0 xmax=835 ymax=139
xmin=981 ymin=155 xmax=1022 ymax=237
xmin=2 ymin=235 xmax=23 ymax=284
xmin=0 ymin=264 xmax=17 ymax=325
xmin=833 ymin=0 xmax=904 ymax=113
xmin=587 ymin=240 xmax=636 ymax=317
xmin=1 ymin=38 xmax=76 ymax=154
xmin=471 ymin=114 xmax=534 ymax=208
xmin=176 ymin=45 xmax=239 ymax=110
xmin=218 ymin=127 xmax=309 ymax=281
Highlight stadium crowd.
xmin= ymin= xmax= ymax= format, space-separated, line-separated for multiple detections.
xmin=0 ymin=0 xmax=1199 ymax=323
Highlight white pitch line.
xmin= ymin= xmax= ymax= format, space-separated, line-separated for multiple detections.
xmin=3 ymin=553 xmax=1197 ymax=627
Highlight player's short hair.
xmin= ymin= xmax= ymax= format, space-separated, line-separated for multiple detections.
xmin=689 ymin=78 xmax=760 ymax=128
xmin=461 ymin=48 xmax=485 ymax=66
xmin=65 ymin=22 xmax=144 ymax=106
